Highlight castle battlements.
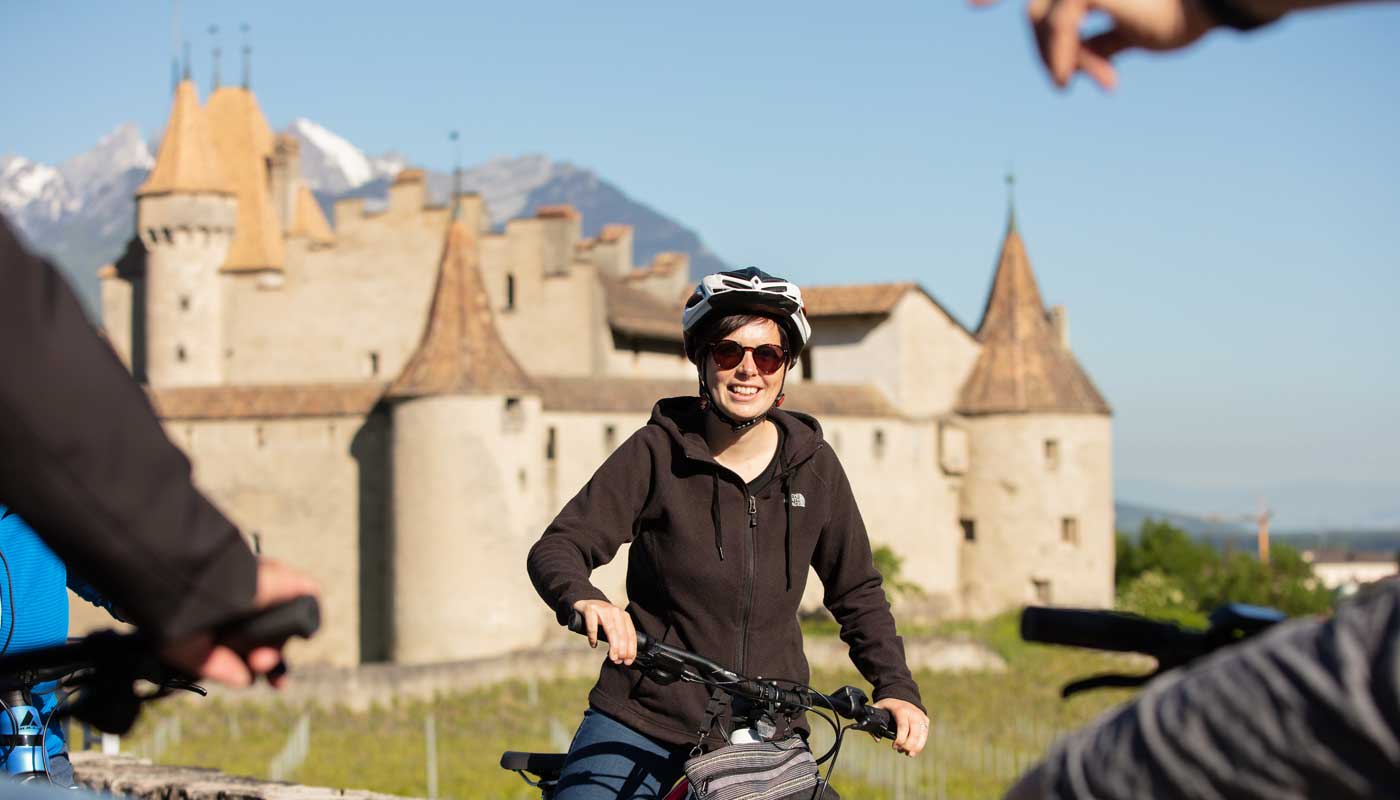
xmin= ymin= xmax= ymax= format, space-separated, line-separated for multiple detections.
xmin=83 ymin=76 xmax=1116 ymax=667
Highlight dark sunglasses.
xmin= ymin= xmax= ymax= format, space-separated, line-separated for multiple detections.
xmin=709 ymin=340 xmax=788 ymax=375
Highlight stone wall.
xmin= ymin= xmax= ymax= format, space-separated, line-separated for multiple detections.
xmin=221 ymin=200 xmax=447 ymax=385
xmin=958 ymin=413 xmax=1115 ymax=617
xmin=73 ymin=753 xmax=415 ymax=800
xmin=391 ymin=394 xmax=554 ymax=662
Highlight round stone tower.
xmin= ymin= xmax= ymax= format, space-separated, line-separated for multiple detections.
xmin=955 ymin=213 xmax=1114 ymax=617
xmin=385 ymin=213 xmax=551 ymax=662
xmin=135 ymin=79 xmax=236 ymax=387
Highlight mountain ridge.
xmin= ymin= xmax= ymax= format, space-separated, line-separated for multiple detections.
xmin=2 ymin=119 xmax=726 ymax=314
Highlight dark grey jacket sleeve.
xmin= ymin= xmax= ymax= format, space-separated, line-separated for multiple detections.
xmin=1027 ymin=579 xmax=1400 ymax=800
xmin=0 ymin=216 xmax=257 ymax=641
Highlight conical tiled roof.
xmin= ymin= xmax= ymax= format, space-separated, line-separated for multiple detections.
xmin=205 ymin=86 xmax=285 ymax=272
xmin=289 ymin=184 xmax=335 ymax=245
xmin=956 ymin=219 xmax=1110 ymax=416
xmin=388 ymin=220 xmax=533 ymax=398
xmin=137 ymin=80 xmax=231 ymax=197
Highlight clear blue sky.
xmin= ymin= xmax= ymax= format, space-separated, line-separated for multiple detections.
xmin=4 ymin=1 xmax=1398 ymax=525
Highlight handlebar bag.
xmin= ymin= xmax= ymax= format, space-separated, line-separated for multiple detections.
xmin=683 ymin=735 xmax=820 ymax=800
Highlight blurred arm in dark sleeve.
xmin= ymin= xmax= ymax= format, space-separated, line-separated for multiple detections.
xmin=0 ymin=215 xmax=257 ymax=642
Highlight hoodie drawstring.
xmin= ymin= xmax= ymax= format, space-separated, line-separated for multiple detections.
xmin=781 ymin=473 xmax=794 ymax=592
xmin=711 ymin=471 xmax=725 ymax=561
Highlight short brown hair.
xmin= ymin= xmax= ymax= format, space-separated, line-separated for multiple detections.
xmin=684 ymin=313 xmax=791 ymax=365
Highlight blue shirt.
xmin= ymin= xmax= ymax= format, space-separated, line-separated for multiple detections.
xmin=0 ymin=504 xmax=116 ymax=757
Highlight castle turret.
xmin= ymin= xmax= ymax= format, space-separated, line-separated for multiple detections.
xmin=955 ymin=210 xmax=1113 ymax=616
xmin=205 ymin=85 xmax=285 ymax=276
xmin=136 ymin=79 xmax=236 ymax=386
xmin=385 ymin=216 xmax=548 ymax=662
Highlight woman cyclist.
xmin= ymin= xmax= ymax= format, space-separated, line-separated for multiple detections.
xmin=527 ymin=267 xmax=929 ymax=799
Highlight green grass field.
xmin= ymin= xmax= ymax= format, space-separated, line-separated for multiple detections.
xmin=118 ymin=615 xmax=1136 ymax=799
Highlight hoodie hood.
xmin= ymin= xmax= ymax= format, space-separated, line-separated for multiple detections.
xmin=649 ymin=396 xmax=825 ymax=590
xmin=649 ymin=395 xmax=826 ymax=470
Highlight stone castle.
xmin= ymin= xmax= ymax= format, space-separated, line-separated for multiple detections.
xmin=85 ymin=78 xmax=1114 ymax=666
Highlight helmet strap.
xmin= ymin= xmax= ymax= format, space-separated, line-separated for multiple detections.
xmin=697 ymin=373 xmax=767 ymax=433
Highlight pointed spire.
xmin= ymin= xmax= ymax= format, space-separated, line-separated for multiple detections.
xmin=288 ymin=184 xmax=335 ymax=246
xmin=956 ymin=207 xmax=1109 ymax=416
xmin=207 ymin=83 xmax=283 ymax=271
xmin=388 ymin=221 xmax=533 ymax=398
xmin=182 ymin=40 xmax=191 ymax=81
xmin=138 ymin=80 xmax=231 ymax=197
xmin=449 ymin=130 xmax=462 ymax=220
xmin=1005 ymin=171 xmax=1017 ymax=232
xmin=240 ymin=23 xmax=251 ymax=89
xmin=170 ymin=0 xmax=180 ymax=93
xmin=210 ymin=24 xmax=221 ymax=91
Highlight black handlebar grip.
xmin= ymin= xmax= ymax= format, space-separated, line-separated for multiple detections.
xmin=566 ymin=610 xmax=653 ymax=649
xmin=868 ymin=706 xmax=896 ymax=740
xmin=1020 ymin=606 xmax=1200 ymax=657
xmin=216 ymin=596 xmax=321 ymax=656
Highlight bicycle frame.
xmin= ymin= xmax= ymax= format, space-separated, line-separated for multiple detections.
xmin=0 ymin=687 xmax=48 ymax=783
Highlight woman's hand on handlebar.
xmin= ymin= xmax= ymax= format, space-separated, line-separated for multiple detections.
xmin=874 ymin=698 xmax=929 ymax=757
xmin=160 ymin=558 xmax=321 ymax=687
xmin=572 ymin=598 xmax=637 ymax=666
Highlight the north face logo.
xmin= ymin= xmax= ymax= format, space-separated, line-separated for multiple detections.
xmin=788 ymin=493 xmax=805 ymax=508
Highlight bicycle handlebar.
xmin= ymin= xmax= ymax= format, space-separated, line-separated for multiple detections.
xmin=565 ymin=610 xmax=895 ymax=739
xmin=1020 ymin=606 xmax=1208 ymax=661
xmin=1021 ymin=603 xmax=1287 ymax=697
xmin=0 ymin=596 xmax=321 ymax=733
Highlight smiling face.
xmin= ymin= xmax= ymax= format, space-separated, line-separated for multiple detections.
xmin=704 ymin=317 xmax=788 ymax=423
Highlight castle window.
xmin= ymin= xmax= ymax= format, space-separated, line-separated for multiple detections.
xmin=179 ymin=294 xmax=191 ymax=311
xmin=367 ymin=351 xmax=380 ymax=377
xmin=800 ymin=349 xmax=813 ymax=382
xmin=961 ymin=518 xmax=976 ymax=542
xmin=873 ymin=429 xmax=886 ymax=460
xmin=255 ymin=425 xmax=266 ymax=448
xmin=518 ymin=468 xmax=528 ymax=489
xmin=250 ymin=531 xmax=262 ymax=555
xmin=505 ymin=274 xmax=516 ymax=311
xmin=1045 ymin=439 xmax=1061 ymax=470
xmin=503 ymin=397 xmax=524 ymax=431
xmin=176 ymin=344 xmax=187 ymax=362
xmin=1061 ymin=516 xmax=1079 ymax=546
xmin=604 ymin=424 xmax=618 ymax=452
xmin=1033 ymin=579 xmax=1053 ymax=604
xmin=546 ymin=426 xmax=558 ymax=461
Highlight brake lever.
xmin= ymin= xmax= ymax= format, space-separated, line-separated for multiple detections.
xmin=1061 ymin=671 xmax=1156 ymax=698
xmin=162 ymin=677 xmax=208 ymax=697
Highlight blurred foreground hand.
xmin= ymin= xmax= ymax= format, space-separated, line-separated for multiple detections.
xmin=972 ymin=0 xmax=1217 ymax=89
xmin=160 ymin=558 xmax=321 ymax=688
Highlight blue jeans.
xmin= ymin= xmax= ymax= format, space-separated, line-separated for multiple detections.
xmin=555 ymin=709 xmax=688 ymax=800
xmin=47 ymin=752 xmax=76 ymax=788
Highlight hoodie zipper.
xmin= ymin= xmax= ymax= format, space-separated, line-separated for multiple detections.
xmin=738 ymin=488 xmax=757 ymax=674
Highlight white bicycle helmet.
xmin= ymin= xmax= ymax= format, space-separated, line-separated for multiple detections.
xmin=682 ymin=267 xmax=812 ymax=364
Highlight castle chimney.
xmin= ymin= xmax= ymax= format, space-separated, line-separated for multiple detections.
xmin=270 ymin=134 xmax=301 ymax=231
xmin=1049 ymin=305 xmax=1070 ymax=349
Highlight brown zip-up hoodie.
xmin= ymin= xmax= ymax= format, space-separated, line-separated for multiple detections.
xmin=527 ymin=396 xmax=923 ymax=749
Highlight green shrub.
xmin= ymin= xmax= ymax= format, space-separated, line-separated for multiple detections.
xmin=1115 ymin=521 xmax=1334 ymax=622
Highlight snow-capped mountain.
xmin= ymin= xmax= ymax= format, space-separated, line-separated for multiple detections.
xmin=1 ymin=123 xmax=153 ymax=313
xmin=1 ymin=118 xmax=724 ymax=317
xmin=328 ymin=153 xmax=727 ymax=278
xmin=286 ymin=118 xmax=405 ymax=196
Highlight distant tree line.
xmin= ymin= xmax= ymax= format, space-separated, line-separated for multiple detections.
xmin=1115 ymin=519 xmax=1335 ymax=627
